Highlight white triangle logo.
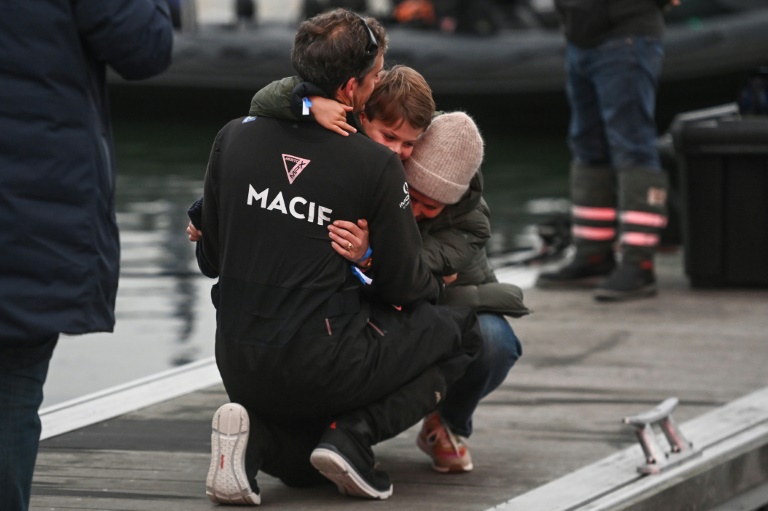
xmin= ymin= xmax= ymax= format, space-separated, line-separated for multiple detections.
xmin=282 ymin=154 xmax=311 ymax=184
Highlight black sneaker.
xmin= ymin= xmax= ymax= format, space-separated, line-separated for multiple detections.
xmin=206 ymin=403 xmax=261 ymax=505
xmin=594 ymin=261 xmax=656 ymax=302
xmin=536 ymin=250 xmax=616 ymax=288
xmin=310 ymin=426 xmax=393 ymax=500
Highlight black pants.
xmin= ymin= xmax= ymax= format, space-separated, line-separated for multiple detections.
xmin=0 ymin=336 xmax=58 ymax=511
xmin=216 ymin=300 xmax=481 ymax=485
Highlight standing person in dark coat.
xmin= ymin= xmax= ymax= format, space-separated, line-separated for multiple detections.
xmin=0 ymin=2 xmax=173 ymax=510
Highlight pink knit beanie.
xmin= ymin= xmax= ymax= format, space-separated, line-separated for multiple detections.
xmin=404 ymin=111 xmax=484 ymax=205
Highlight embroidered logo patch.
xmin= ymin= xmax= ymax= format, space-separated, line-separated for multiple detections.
xmin=399 ymin=181 xmax=411 ymax=209
xmin=282 ymin=154 xmax=311 ymax=184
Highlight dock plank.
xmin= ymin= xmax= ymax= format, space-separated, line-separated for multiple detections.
xmin=31 ymin=251 xmax=768 ymax=510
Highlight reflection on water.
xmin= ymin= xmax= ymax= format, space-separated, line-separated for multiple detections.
xmin=42 ymin=96 xmax=571 ymax=408
xmin=117 ymin=174 xmax=203 ymax=363
xmin=113 ymin=116 xmax=229 ymax=372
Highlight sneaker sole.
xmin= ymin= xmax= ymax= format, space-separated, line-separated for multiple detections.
xmin=416 ymin=436 xmax=474 ymax=473
xmin=310 ymin=447 xmax=393 ymax=500
xmin=594 ymin=284 xmax=657 ymax=302
xmin=536 ymin=275 xmax=606 ymax=289
xmin=206 ymin=403 xmax=260 ymax=505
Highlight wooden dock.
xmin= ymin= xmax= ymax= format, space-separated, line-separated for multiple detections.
xmin=31 ymin=249 xmax=768 ymax=510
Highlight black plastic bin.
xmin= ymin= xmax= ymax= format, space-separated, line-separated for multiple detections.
xmin=672 ymin=108 xmax=768 ymax=287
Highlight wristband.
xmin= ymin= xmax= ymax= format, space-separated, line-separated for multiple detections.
xmin=355 ymin=246 xmax=373 ymax=263
xmin=302 ymin=97 xmax=312 ymax=116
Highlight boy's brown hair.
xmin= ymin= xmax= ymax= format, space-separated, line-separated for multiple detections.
xmin=363 ymin=65 xmax=435 ymax=132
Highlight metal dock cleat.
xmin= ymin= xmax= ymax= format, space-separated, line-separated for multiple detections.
xmin=622 ymin=397 xmax=700 ymax=475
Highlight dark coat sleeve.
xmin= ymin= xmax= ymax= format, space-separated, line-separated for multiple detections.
xmin=249 ymin=76 xmax=303 ymax=119
xmin=72 ymin=0 xmax=173 ymax=80
xmin=249 ymin=75 xmax=328 ymax=122
xmin=441 ymin=282 xmax=530 ymax=318
xmin=200 ymin=126 xmax=227 ymax=278
xmin=364 ymin=154 xmax=443 ymax=306
xmin=187 ymin=196 xmax=219 ymax=279
xmin=420 ymin=200 xmax=492 ymax=277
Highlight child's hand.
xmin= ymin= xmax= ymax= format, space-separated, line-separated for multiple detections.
xmin=328 ymin=218 xmax=369 ymax=262
xmin=443 ymin=273 xmax=458 ymax=286
xmin=310 ymin=96 xmax=357 ymax=136
xmin=187 ymin=221 xmax=202 ymax=242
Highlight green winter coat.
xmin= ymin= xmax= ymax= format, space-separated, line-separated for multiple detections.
xmin=418 ymin=171 xmax=529 ymax=318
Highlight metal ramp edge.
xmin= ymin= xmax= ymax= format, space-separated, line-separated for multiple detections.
xmin=490 ymin=386 xmax=768 ymax=511
xmin=39 ymin=356 xmax=221 ymax=441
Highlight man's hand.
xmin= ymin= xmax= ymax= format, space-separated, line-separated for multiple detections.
xmin=328 ymin=219 xmax=370 ymax=262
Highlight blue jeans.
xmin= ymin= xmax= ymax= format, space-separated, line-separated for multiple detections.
xmin=565 ymin=36 xmax=664 ymax=171
xmin=440 ymin=313 xmax=522 ymax=437
xmin=0 ymin=336 xmax=58 ymax=511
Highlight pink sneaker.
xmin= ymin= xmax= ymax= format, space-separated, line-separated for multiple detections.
xmin=416 ymin=413 xmax=473 ymax=473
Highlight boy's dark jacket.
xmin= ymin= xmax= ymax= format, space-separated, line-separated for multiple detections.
xmin=417 ymin=171 xmax=528 ymax=317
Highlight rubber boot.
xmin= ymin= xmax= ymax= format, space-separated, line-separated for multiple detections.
xmin=537 ymin=163 xmax=617 ymax=288
xmin=595 ymin=168 xmax=668 ymax=301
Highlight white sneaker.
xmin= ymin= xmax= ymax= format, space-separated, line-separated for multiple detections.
xmin=206 ymin=403 xmax=261 ymax=505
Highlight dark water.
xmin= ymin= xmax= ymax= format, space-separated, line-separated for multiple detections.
xmin=41 ymin=82 xmax=741 ymax=407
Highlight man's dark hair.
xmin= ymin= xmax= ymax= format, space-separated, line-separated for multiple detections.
xmin=292 ymin=8 xmax=388 ymax=98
